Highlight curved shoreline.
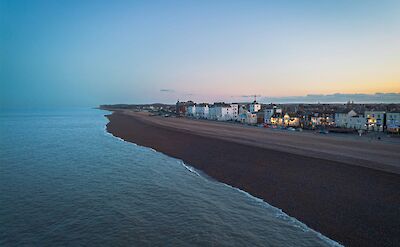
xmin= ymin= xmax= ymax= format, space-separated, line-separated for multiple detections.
xmin=105 ymin=110 xmax=400 ymax=247
xmin=103 ymin=116 xmax=342 ymax=247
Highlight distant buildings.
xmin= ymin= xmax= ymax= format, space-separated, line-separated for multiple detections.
xmin=175 ymin=100 xmax=400 ymax=134
xmin=334 ymin=110 xmax=356 ymax=128
xmin=209 ymin=102 xmax=233 ymax=121
xmin=334 ymin=110 xmax=365 ymax=130
xmin=176 ymin=100 xmax=195 ymax=116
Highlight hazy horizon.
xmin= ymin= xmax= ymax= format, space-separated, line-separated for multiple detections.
xmin=1 ymin=0 xmax=399 ymax=108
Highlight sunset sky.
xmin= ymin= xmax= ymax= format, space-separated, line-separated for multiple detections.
xmin=1 ymin=0 xmax=399 ymax=107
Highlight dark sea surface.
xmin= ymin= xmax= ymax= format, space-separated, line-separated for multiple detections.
xmin=0 ymin=108 xmax=342 ymax=246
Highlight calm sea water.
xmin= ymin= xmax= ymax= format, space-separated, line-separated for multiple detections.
xmin=0 ymin=108 xmax=342 ymax=246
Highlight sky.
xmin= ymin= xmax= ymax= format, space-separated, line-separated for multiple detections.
xmin=1 ymin=0 xmax=400 ymax=107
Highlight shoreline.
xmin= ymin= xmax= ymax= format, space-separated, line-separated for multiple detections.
xmin=105 ymin=110 xmax=400 ymax=247
xmin=105 ymin=122 xmax=342 ymax=247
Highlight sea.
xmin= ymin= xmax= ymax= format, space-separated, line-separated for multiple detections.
xmin=0 ymin=108 xmax=342 ymax=246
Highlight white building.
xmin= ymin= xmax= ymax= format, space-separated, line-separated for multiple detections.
xmin=347 ymin=115 xmax=367 ymax=130
xmin=249 ymin=101 xmax=261 ymax=113
xmin=195 ymin=103 xmax=209 ymax=119
xmin=230 ymin=103 xmax=239 ymax=121
xmin=365 ymin=111 xmax=385 ymax=132
xmin=334 ymin=110 xmax=357 ymax=128
xmin=186 ymin=104 xmax=196 ymax=117
xmin=334 ymin=110 xmax=366 ymax=130
xmin=209 ymin=105 xmax=217 ymax=120
xmin=209 ymin=102 xmax=233 ymax=121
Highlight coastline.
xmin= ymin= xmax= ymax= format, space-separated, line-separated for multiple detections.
xmin=105 ymin=110 xmax=400 ymax=247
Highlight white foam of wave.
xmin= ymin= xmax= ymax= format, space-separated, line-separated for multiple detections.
xmin=179 ymin=161 xmax=201 ymax=176
xmin=170 ymin=154 xmax=344 ymax=246
xmin=222 ymin=184 xmax=344 ymax=247
xmin=111 ymin=134 xmax=126 ymax=143
xmin=103 ymin=125 xmax=128 ymax=143
xmin=173 ymin=158 xmax=343 ymax=246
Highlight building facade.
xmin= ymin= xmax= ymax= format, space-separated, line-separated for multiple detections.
xmin=230 ymin=103 xmax=239 ymax=121
xmin=347 ymin=116 xmax=367 ymax=130
xmin=264 ymin=106 xmax=282 ymax=124
xmin=365 ymin=111 xmax=385 ymax=132
xmin=245 ymin=112 xmax=258 ymax=124
xmin=195 ymin=103 xmax=209 ymax=119
xmin=283 ymin=113 xmax=300 ymax=127
xmin=186 ymin=104 xmax=196 ymax=117
xmin=249 ymin=101 xmax=261 ymax=113
xmin=334 ymin=110 xmax=357 ymax=128
xmin=210 ymin=102 xmax=233 ymax=121
xmin=386 ymin=112 xmax=400 ymax=133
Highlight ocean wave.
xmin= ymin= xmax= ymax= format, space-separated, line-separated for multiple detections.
xmin=174 ymin=158 xmax=343 ymax=246
xmin=103 ymin=126 xmax=127 ymax=143
xmin=102 ymin=119 xmax=139 ymax=146
xmin=179 ymin=161 xmax=201 ymax=176
xmin=222 ymin=182 xmax=343 ymax=247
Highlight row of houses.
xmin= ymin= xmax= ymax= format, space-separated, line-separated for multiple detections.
xmin=334 ymin=110 xmax=400 ymax=132
xmin=176 ymin=101 xmax=400 ymax=133
xmin=177 ymin=100 xmax=263 ymax=123
xmin=268 ymin=109 xmax=400 ymax=133
xmin=264 ymin=106 xmax=336 ymax=129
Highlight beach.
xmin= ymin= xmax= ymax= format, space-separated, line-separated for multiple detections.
xmin=105 ymin=110 xmax=400 ymax=247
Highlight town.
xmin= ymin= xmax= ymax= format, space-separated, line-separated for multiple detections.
xmin=102 ymin=99 xmax=400 ymax=136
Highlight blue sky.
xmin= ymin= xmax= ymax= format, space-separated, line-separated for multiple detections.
xmin=1 ymin=0 xmax=399 ymax=107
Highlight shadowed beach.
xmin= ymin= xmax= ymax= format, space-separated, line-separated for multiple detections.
xmin=105 ymin=110 xmax=400 ymax=247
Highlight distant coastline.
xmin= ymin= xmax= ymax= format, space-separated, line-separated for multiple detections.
xmin=102 ymin=106 xmax=400 ymax=247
